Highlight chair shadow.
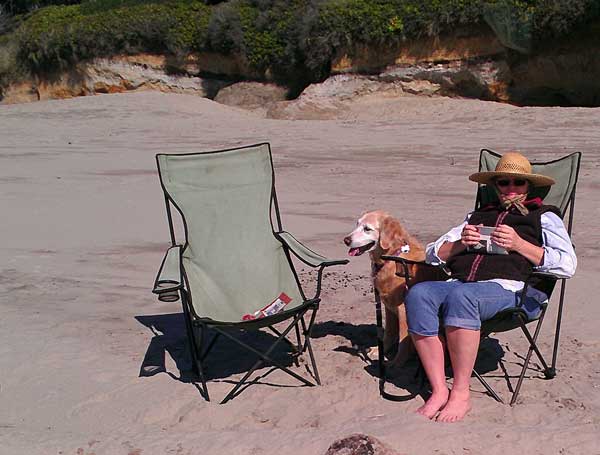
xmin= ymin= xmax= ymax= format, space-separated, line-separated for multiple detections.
xmin=475 ymin=337 xmax=506 ymax=375
xmin=135 ymin=313 xmax=297 ymax=384
xmin=136 ymin=314 xmax=511 ymax=402
xmin=312 ymin=320 xmax=509 ymax=401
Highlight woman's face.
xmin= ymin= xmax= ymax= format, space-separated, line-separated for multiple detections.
xmin=495 ymin=177 xmax=530 ymax=202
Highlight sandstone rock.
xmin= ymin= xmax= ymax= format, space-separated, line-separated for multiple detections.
xmin=324 ymin=434 xmax=400 ymax=455
xmin=379 ymin=60 xmax=509 ymax=101
xmin=1 ymin=82 xmax=40 ymax=104
xmin=86 ymin=58 xmax=228 ymax=97
xmin=0 ymin=57 xmax=230 ymax=104
xmin=264 ymin=74 xmax=404 ymax=120
xmin=509 ymin=48 xmax=600 ymax=106
xmin=214 ymin=81 xmax=288 ymax=108
xmin=301 ymin=74 xmax=402 ymax=100
xmin=107 ymin=52 xmax=262 ymax=80
xmin=2 ymin=23 xmax=600 ymax=106
xmin=332 ymin=28 xmax=504 ymax=72
xmin=399 ymin=80 xmax=440 ymax=96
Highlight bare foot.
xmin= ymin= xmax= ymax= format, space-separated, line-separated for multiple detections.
xmin=416 ymin=389 xmax=449 ymax=419
xmin=436 ymin=390 xmax=472 ymax=423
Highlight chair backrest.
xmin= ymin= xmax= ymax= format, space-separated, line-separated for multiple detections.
xmin=476 ymin=149 xmax=581 ymax=225
xmin=476 ymin=149 xmax=580 ymax=297
xmin=156 ymin=143 xmax=303 ymax=323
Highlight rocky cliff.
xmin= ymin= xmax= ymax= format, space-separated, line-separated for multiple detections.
xmin=2 ymin=26 xmax=599 ymax=107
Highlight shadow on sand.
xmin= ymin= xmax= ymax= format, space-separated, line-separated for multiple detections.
xmin=312 ymin=320 xmax=508 ymax=402
xmin=135 ymin=314 xmax=509 ymax=402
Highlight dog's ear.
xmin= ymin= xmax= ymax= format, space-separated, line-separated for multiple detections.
xmin=379 ymin=217 xmax=406 ymax=251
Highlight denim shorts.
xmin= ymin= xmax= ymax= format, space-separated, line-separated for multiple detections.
xmin=404 ymin=280 xmax=547 ymax=336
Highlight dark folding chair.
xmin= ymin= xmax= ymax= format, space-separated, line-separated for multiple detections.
xmin=382 ymin=149 xmax=581 ymax=405
xmin=151 ymin=143 xmax=348 ymax=404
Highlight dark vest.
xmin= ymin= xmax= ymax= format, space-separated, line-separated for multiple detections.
xmin=447 ymin=205 xmax=561 ymax=282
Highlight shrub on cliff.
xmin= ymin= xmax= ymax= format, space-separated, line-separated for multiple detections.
xmin=298 ymin=0 xmax=483 ymax=79
xmin=483 ymin=0 xmax=600 ymax=52
xmin=16 ymin=0 xmax=210 ymax=70
xmin=207 ymin=0 xmax=305 ymax=80
xmin=0 ymin=33 xmax=22 ymax=90
xmin=2 ymin=0 xmax=82 ymax=16
xmin=3 ymin=0 xmax=600 ymax=88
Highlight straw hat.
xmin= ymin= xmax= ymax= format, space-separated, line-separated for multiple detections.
xmin=469 ymin=151 xmax=555 ymax=187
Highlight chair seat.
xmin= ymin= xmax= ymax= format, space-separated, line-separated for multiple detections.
xmin=195 ymin=298 xmax=320 ymax=329
xmin=481 ymin=299 xmax=548 ymax=335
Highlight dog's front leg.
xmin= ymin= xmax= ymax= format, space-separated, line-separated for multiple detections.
xmin=388 ymin=303 xmax=416 ymax=367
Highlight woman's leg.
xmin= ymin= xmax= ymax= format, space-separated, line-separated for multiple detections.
xmin=405 ymin=281 xmax=460 ymax=419
xmin=436 ymin=282 xmax=519 ymax=422
xmin=436 ymin=327 xmax=479 ymax=422
xmin=411 ymin=333 xmax=448 ymax=418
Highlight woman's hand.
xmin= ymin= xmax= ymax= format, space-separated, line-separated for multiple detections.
xmin=460 ymin=224 xmax=482 ymax=247
xmin=491 ymin=224 xmax=523 ymax=251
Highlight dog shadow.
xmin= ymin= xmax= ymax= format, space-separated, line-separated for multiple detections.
xmin=312 ymin=320 xmax=426 ymax=400
xmin=135 ymin=313 xmax=297 ymax=384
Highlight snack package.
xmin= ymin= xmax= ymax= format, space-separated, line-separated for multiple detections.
xmin=242 ymin=293 xmax=292 ymax=321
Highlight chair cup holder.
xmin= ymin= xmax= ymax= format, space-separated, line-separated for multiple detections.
xmin=158 ymin=290 xmax=180 ymax=302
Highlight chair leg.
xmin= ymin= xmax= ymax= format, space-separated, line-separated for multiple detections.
xmin=217 ymin=314 xmax=316 ymax=404
xmin=472 ymin=368 xmax=504 ymax=403
xmin=549 ymin=279 xmax=567 ymax=378
xmin=519 ymin=312 xmax=551 ymax=374
xmin=267 ymin=309 xmax=317 ymax=373
xmin=302 ymin=309 xmax=321 ymax=385
xmin=181 ymin=293 xmax=210 ymax=401
xmin=509 ymin=315 xmax=547 ymax=406
xmin=194 ymin=326 xmax=210 ymax=402
xmin=374 ymin=289 xmax=387 ymax=392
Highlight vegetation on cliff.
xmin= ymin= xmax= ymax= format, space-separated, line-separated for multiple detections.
xmin=1 ymin=0 xmax=599 ymax=93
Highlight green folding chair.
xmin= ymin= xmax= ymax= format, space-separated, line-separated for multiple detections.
xmin=152 ymin=143 xmax=348 ymax=404
xmin=384 ymin=149 xmax=580 ymax=405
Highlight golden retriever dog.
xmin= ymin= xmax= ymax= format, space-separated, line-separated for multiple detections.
xmin=344 ymin=210 xmax=445 ymax=367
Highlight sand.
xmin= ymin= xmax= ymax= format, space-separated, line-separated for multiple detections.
xmin=1 ymin=91 xmax=599 ymax=454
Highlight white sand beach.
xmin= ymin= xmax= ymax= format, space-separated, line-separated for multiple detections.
xmin=1 ymin=91 xmax=599 ymax=454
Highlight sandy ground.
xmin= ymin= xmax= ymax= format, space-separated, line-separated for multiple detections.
xmin=1 ymin=91 xmax=599 ymax=455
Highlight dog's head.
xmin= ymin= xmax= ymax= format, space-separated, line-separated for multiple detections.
xmin=344 ymin=210 xmax=405 ymax=257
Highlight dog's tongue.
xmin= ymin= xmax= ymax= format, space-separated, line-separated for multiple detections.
xmin=348 ymin=248 xmax=361 ymax=257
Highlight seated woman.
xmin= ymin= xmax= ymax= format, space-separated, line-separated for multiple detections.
xmin=405 ymin=151 xmax=577 ymax=423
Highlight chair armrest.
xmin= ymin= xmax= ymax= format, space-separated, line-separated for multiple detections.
xmin=381 ymin=255 xmax=449 ymax=285
xmin=527 ymin=271 xmax=562 ymax=281
xmin=275 ymin=231 xmax=349 ymax=268
xmin=152 ymin=245 xmax=183 ymax=302
xmin=520 ymin=270 xmax=562 ymax=304
xmin=381 ymin=256 xmax=433 ymax=266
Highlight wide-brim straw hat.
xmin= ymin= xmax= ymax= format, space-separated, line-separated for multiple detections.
xmin=469 ymin=151 xmax=555 ymax=187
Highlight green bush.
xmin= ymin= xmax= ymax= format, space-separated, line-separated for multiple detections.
xmin=16 ymin=0 xmax=210 ymax=70
xmin=298 ymin=0 xmax=484 ymax=78
xmin=530 ymin=0 xmax=600 ymax=38
xmin=2 ymin=0 xmax=82 ymax=16
xmin=0 ymin=32 xmax=27 ymax=93
xmin=207 ymin=0 xmax=304 ymax=76
xmin=2 ymin=0 xmax=600 ymax=90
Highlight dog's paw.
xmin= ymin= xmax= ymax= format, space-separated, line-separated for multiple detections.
xmin=364 ymin=345 xmax=401 ymax=364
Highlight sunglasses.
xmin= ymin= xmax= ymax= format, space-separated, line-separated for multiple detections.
xmin=496 ymin=178 xmax=528 ymax=187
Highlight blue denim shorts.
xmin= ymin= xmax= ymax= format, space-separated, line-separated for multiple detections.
xmin=405 ymin=280 xmax=547 ymax=336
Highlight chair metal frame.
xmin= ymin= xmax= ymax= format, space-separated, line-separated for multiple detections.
xmin=152 ymin=143 xmax=348 ymax=404
xmin=380 ymin=149 xmax=581 ymax=405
